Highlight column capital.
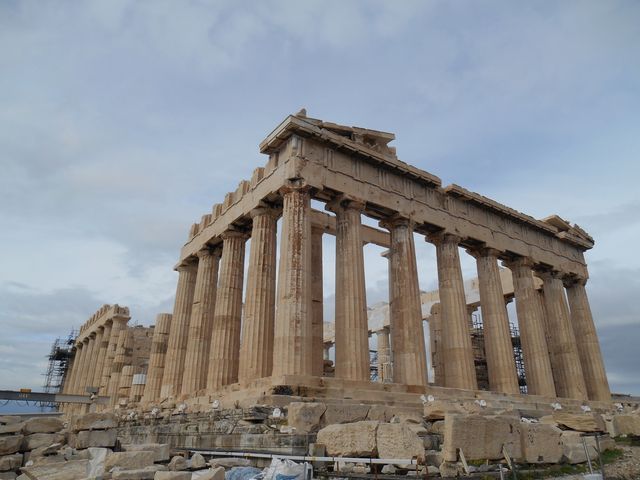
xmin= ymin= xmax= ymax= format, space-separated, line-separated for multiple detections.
xmin=502 ymin=255 xmax=535 ymax=270
xmin=325 ymin=195 xmax=366 ymax=214
xmin=220 ymin=228 xmax=250 ymax=241
xmin=379 ymin=214 xmax=413 ymax=230
xmin=563 ymin=275 xmax=587 ymax=288
xmin=465 ymin=245 xmax=503 ymax=260
xmin=278 ymin=180 xmax=313 ymax=197
xmin=426 ymin=230 xmax=461 ymax=246
xmin=250 ymin=204 xmax=280 ymax=220
xmin=196 ymin=246 xmax=222 ymax=259
xmin=176 ymin=258 xmax=197 ymax=272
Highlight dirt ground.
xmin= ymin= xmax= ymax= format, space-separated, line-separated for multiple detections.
xmin=546 ymin=445 xmax=640 ymax=479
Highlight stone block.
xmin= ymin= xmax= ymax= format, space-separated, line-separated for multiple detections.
xmin=112 ymin=466 xmax=167 ymax=479
xmin=154 ymin=472 xmax=191 ymax=480
xmin=427 ymin=420 xmax=444 ymax=435
xmin=442 ymin=414 xmax=522 ymax=462
xmin=323 ymin=404 xmax=369 ymax=425
xmin=376 ymin=423 xmax=424 ymax=462
xmin=193 ymin=466 xmax=225 ymax=480
xmin=72 ymin=412 xmax=118 ymax=432
xmin=547 ymin=413 xmax=605 ymax=432
xmin=190 ymin=453 xmax=206 ymax=469
xmin=390 ymin=410 xmax=423 ymax=424
xmin=316 ymin=421 xmax=378 ymax=457
xmin=105 ymin=451 xmax=156 ymax=472
xmin=520 ymin=422 xmax=563 ymax=464
xmin=75 ymin=429 xmax=117 ymax=449
xmin=168 ymin=455 xmax=187 ymax=471
xmin=0 ymin=473 xmax=16 ymax=480
xmin=0 ymin=437 xmax=22 ymax=456
xmin=87 ymin=447 xmax=111 ymax=478
xmin=208 ymin=458 xmax=251 ymax=468
xmin=0 ymin=424 xmax=24 ymax=435
xmin=423 ymin=401 xmax=463 ymax=421
xmin=560 ymin=431 xmax=598 ymax=464
xmin=366 ymin=405 xmax=390 ymax=422
xmin=20 ymin=459 xmax=89 ymax=480
xmin=286 ymin=402 xmax=326 ymax=434
xmin=0 ymin=454 xmax=22 ymax=472
xmin=612 ymin=414 xmax=640 ymax=436
xmin=29 ymin=443 xmax=63 ymax=458
xmin=0 ymin=418 xmax=21 ymax=426
xmin=22 ymin=417 xmax=63 ymax=435
xmin=122 ymin=444 xmax=171 ymax=462
xmin=22 ymin=433 xmax=65 ymax=451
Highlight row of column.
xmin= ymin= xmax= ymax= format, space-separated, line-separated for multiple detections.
xmin=151 ymin=184 xmax=609 ymax=404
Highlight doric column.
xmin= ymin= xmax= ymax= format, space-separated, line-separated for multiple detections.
xmin=77 ymin=335 xmax=95 ymax=394
xmin=429 ymin=303 xmax=444 ymax=386
xmin=62 ymin=351 xmax=76 ymax=394
xmin=99 ymin=316 xmax=128 ymax=394
xmin=239 ymin=207 xmax=278 ymax=383
xmin=118 ymin=365 xmax=134 ymax=405
xmin=380 ymin=216 xmax=427 ymax=386
xmin=376 ymin=328 xmax=392 ymax=383
xmin=429 ymin=232 xmax=477 ymax=390
xmin=537 ymin=270 xmax=588 ymax=399
xmin=504 ymin=258 xmax=556 ymax=397
xmin=89 ymin=326 xmax=106 ymax=389
xmin=564 ymin=278 xmax=611 ymax=401
xmin=469 ymin=248 xmax=519 ymax=394
xmin=273 ymin=184 xmax=314 ymax=377
xmin=69 ymin=341 xmax=86 ymax=394
xmin=311 ymin=225 xmax=325 ymax=376
xmin=181 ymin=248 xmax=221 ymax=395
xmin=161 ymin=261 xmax=197 ymax=399
xmin=142 ymin=313 xmax=172 ymax=404
xmin=329 ymin=198 xmax=370 ymax=381
xmin=207 ymin=230 xmax=248 ymax=390
xmin=108 ymin=329 xmax=133 ymax=404
xmin=130 ymin=369 xmax=146 ymax=403
xmin=93 ymin=323 xmax=111 ymax=391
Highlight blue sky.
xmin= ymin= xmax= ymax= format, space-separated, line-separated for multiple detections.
xmin=1 ymin=1 xmax=639 ymax=398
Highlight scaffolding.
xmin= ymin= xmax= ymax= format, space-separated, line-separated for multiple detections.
xmin=42 ymin=329 xmax=77 ymax=406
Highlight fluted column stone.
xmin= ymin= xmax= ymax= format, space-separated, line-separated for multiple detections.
xmin=142 ymin=313 xmax=172 ymax=404
xmin=77 ymin=336 xmax=95 ymax=395
xmin=69 ymin=342 xmax=86 ymax=394
xmin=89 ymin=327 xmax=106 ymax=389
xmin=99 ymin=317 xmax=128 ymax=394
xmin=505 ymin=258 xmax=556 ymax=397
xmin=565 ymin=278 xmax=611 ymax=401
xmin=108 ymin=329 xmax=133 ymax=404
xmin=181 ymin=248 xmax=221 ymax=395
xmin=430 ymin=232 xmax=477 ymax=390
xmin=273 ymin=184 xmax=314 ymax=377
xmin=311 ymin=225 xmax=325 ymax=376
xmin=376 ymin=328 xmax=392 ymax=383
xmin=538 ymin=270 xmax=587 ymax=400
xmin=381 ymin=216 xmax=427 ymax=386
xmin=429 ymin=303 xmax=444 ymax=386
xmin=118 ymin=365 xmax=134 ymax=405
xmin=207 ymin=230 xmax=248 ymax=390
xmin=239 ymin=207 xmax=278 ymax=382
xmin=161 ymin=262 xmax=197 ymax=399
xmin=93 ymin=323 xmax=111 ymax=392
xmin=470 ymin=248 xmax=520 ymax=394
xmin=330 ymin=199 xmax=370 ymax=381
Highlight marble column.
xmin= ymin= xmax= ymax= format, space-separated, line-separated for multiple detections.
xmin=93 ymin=323 xmax=111 ymax=392
xmin=69 ymin=342 xmax=86 ymax=394
xmin=273 ymin=184 xmax=313 ymax=377
xmin=311 ymin=225 xmax=325 ymax=377
xmin=108 ymin=329 xmax=133 ymax=404
xmin=381 ymin=216 xmax=427 ymax=386
xmin=565 ymin=278 xmax=611 ymax=401
xmin=430 ymin=232 xmax=477 ymax=390
xmin=470 ymin=248 xmax=520 ymax=394
xmin=161 ymin=261 xmax=197 ymax=399
xmin=129 ymin=369 xmax=146 ymax=403
xmin=142 ymin=313 xmax=172 ymax=404
xmin=62 ymin=352 xmax=76 ymax=394
xmin=505 ymin=258 xmax=556 ymax=397
xmin=330 ymin=199 xmax=370 ymax=381
xmin=429 ymin=303 xmax=444 ymax=386
xmin=207 ymin=230 xmax=247 ymax=390
xmin=538 ymin=270 xmax=588 ymax=400
xmin=99 ymin=317 xmax=128 ymax=394
xmin=181 ymin=248 xmax=221 ymax=395
xmin=77 ymin=336 xmax=95 ymax=394
xmin=89 ymin=326 xmax=106 ymax=389
xmin=118 ymin=365 xmax=134 ymax=405
xmin=239 ymin=207 xmax=278 ymax=382
xmin=376 ymin=327 xmax=392 ymax=383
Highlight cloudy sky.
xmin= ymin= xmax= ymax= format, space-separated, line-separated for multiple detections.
xmin=1 ymin=1 xmax=639 ymax=399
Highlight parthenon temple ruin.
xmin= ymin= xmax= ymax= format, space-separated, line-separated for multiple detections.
xmin=59 ymin=111 xmax=612 ymax=415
